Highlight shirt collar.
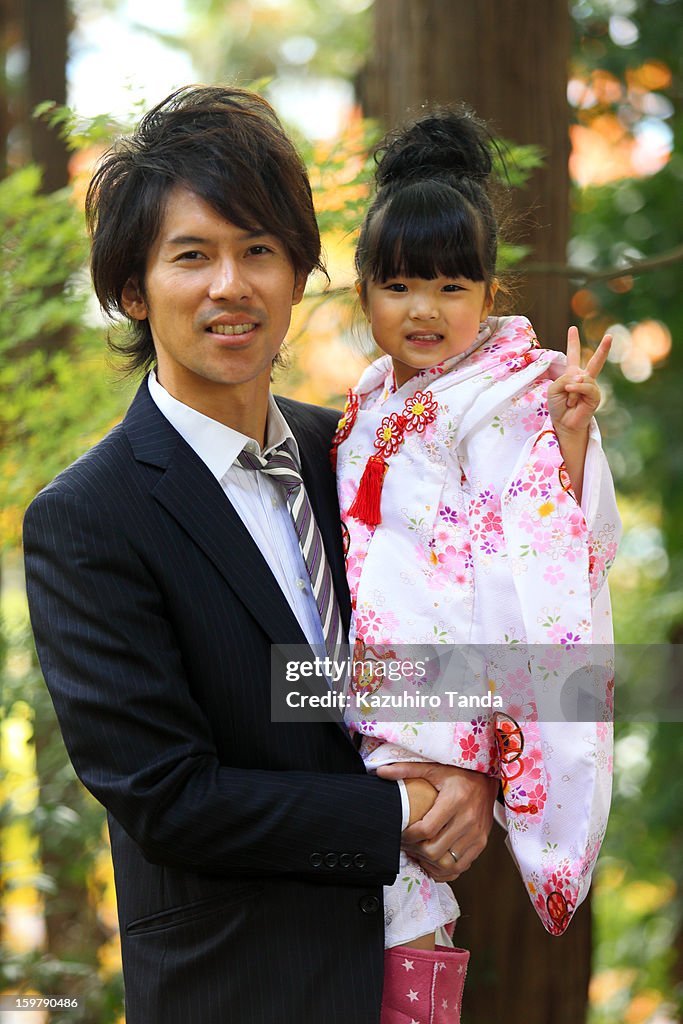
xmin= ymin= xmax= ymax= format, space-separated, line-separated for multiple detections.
xmin=147 ymin=371 xmax=300 ymax=484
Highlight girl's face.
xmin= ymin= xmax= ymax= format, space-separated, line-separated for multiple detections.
xmin=360 ymin=275 xmax=497 ymax=388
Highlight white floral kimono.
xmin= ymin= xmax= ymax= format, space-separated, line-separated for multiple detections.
xmin=334 ymin=315 xmax=620 ymax=947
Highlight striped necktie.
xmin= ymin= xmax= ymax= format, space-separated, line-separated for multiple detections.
xmin=237 ymin=443 xmax=345 ymax=658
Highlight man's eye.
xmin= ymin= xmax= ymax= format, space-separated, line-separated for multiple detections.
xmin=248 ymin=245 xmax=272 ymax=256
xmin=175 ymin=251 xmax=204 ymax=261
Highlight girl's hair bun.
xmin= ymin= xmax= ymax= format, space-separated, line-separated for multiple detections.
xmin=374 ymin=106 xmax=494 ymax=189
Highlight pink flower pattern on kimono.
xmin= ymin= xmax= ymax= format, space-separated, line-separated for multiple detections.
xmin=546 ymin=622 xmax=566 ymax=643
xmin=355 ymin=606 xmax=401 ymax=644
xmin=414 ymin=543 xmax=449 ymax=591
xmin=531 ymin=442 xmax=562 ymax=481
xmin=468 ymin=491 xmax=504 ymax=548
xmin=459 ymin=733 xmax=480 ymax=762
xmin=344 ymin=551 xmax=364 ymax=607
xmin=543 ymin=564 xmax=565 ymax=585
xmin=587 ymin=531 xmax=619 ymax=596
xmin=436 ymin=545 xmax=471 ymax=586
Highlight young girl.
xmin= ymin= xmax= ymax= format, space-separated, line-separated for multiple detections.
xmin=332 ymin=108 xmax=620 ymax=1024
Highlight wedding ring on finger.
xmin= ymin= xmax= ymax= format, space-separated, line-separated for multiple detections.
xmin=449 ymin=849 xmax=459 ymax=864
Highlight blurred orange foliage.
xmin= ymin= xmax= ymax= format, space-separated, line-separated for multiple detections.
xmin=570 ymin=62 xmax=673 ymax=185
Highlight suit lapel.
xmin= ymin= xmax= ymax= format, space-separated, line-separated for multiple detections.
xmin=124 ymin=383 xmax=307 ymax=647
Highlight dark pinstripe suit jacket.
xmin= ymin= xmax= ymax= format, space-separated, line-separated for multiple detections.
xmin=23 ymin=381 xmax=402 ymax=1024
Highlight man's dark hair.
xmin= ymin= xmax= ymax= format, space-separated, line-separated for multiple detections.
xmin=86 ymin=85 xmax=325 ymax=373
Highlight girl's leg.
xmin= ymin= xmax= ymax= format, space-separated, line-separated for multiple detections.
xmin=403 ymin=932 xmax=436 ymax=951
xmin=380 ymin=943 xmax=469 ymax=1024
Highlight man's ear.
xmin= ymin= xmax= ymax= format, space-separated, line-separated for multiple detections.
xmin=292 ymin=273 xmax=307 ymax=306
xmin=121 ymin=278 xmax=148 ymax=320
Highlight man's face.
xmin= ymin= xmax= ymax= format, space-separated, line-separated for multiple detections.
xmin=122 ymin=185 xmax=305 ymax=417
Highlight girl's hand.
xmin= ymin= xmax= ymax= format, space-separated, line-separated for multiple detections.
xmin=404 ymin=777 xmax=438 ymax=827
xmin=547 ymin=327 xmax=612 ymax=436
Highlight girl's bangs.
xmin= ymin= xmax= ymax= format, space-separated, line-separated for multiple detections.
xmin=368 ymin=186 xmax=486 ymax=283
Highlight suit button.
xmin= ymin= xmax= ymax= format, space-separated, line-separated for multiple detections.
xmin=340 ymin=853 xmax=353 ymax=868
xmin=359 ymin=895 xmax=380 ymax=914
xmin=353 ymin=853 xmax=367 ymax=869
xmin=310 ymin=852 xmax=323 ymax=868
xmin=324 ymin=852 xmax=339 ymax=868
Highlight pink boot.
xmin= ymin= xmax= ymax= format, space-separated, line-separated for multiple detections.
xmin=380 ymin=944 xmax=469 ymax=1023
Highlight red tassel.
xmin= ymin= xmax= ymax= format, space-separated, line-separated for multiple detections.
xmin=348 ymin=454 xmax=388 ymax=526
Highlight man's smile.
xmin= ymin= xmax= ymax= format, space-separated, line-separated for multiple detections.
xmin=207 ymin=322 xmax=258 ymax=336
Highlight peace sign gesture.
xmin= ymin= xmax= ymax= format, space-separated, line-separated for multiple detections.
xmin=547 ymin=326 xmax=612 ymax=436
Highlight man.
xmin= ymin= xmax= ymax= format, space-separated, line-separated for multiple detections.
xmin=23 ymin=86 xmax=497 ymax=1024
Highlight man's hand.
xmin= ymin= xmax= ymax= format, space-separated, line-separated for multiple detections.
xmin=381 ymin=762 xmax=498 ymax=882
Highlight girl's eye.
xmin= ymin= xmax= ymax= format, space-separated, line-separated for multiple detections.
xmin=385 ymin=282 xmax=408 ymax=292
xmin=442 ymin=283 xmax=464 ymax=293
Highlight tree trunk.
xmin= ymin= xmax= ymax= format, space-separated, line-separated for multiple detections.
xmin=0 ymin=0 xmax=23 ymax=178
xmin=23 ymin=0 xmax=68 ymax=190
xmin=360 ymin=4 xmax=589 ymax=1022
xmin=1 ymin=0 xmax=10 ymax=177
xmin=360 ymin=0 xmax=571 ymax=352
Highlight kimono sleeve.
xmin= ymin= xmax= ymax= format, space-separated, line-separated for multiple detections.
xmin=491 ymin=402 xmax=619 ymax=935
